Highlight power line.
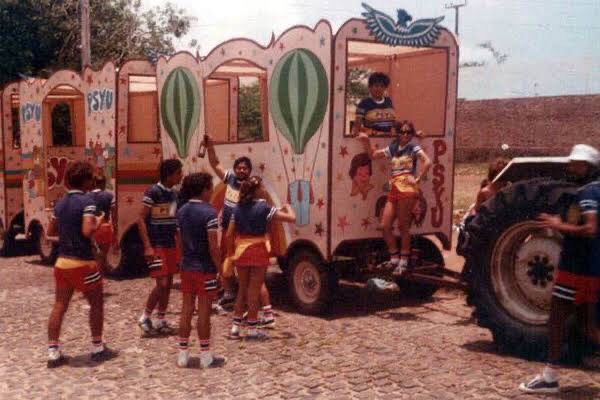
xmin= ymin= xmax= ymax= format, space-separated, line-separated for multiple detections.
xmin=445 ymin=1 xmax=467 ymax=36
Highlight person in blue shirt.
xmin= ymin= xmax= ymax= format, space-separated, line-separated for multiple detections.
xmin=137 ymin=159 xmax=183 ymax=334
xmin=175 ymin=172 xmax=226 ymax=368
xmin=205 ymin=136 xmax=276 ymax=327
xmin=359 ymin=120 xmax=431 ymax=275
xmin=225 ymin=176 xmax=296 ymax=340
xmin=46 ymin=161 xmax=116 ymax=367
xmin=88 ymin=175 xmax=116 ymax=267
xmin=352 ymin=72 xmax=396 ymax=136
xmin=520 ymin=144 xmax=600 ymax=394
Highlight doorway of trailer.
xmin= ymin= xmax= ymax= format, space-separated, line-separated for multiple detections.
xmin=204 ymin=59 xmax=287 ymax=256
xmin=32 ymin=84 xmax=87 ymax=264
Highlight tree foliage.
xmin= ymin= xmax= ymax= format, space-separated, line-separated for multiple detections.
xmin=0 ymin=0 xmax=193 ymax=85
xmin=238 ymin=81 xmax=264 ymax=141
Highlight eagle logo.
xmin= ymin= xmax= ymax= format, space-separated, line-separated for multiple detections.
xmin=361 ymin=3 xmax=445 ymax=47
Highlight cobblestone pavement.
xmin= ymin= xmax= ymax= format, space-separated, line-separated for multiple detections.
xmin=1 ymin=255 xmax=599 ymax=399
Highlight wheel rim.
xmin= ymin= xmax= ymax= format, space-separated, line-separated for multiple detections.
xmin=293 ymin=261 xmax=322 ymax=305
xmin=491 ymin=221 xmax=562 ymax=326
xmin=38 ymin=228 xmax=54 ymax=258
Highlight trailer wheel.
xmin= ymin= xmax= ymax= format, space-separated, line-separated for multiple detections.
xmin=395 ymin=236 xmax=443 ymax=300
xmin=0 ymin=220 xmax=7 ymax=256
xmin=31 ymin=223 xmax=57 ymax=265
xmin=465 ymin=179 xmax=577 ymax=358
xmin=287 ymin=248 xmax=336 ymax=315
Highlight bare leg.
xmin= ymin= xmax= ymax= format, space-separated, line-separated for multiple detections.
xmin=197 ymin=295 xmax=212 ymax=341
xmin=83 ymin=286 xmax=104 ymax=340
xmin=395 ymin=197 xmax=418 ymax=258
xmin=234 ymin=267 xmax=250 ymax=319
xmin=381 ymin=201 xmax=397 ymax=257
xmin=548 ymin=296 xmax=573 ymax=364
xmin=247 ymin=267 xmax=267 ymax=333
xmin=178 ymin=292 xmax=196 ymax=341
xmin=48 ymin=285 xmax=75 ymax=343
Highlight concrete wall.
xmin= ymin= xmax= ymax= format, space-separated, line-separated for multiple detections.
xmin=456 ymin=95 xmax=600 ymax=162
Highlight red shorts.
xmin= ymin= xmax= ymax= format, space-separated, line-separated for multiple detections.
xmin=149 ymin=247 xmax=180 ymax=278
xmin=388 ymin=175 xmax=419 ymax=203
xmin=93 ymin=223 xmax=114 ymax=254
xmin=554 ymin=271 xmax=600 ymax=305
xmin=54 ymin=264 xmax=102 ymax=293
xmin=235 ymin=243 xmax=270 ymax=268
xmin=180 ymin=271 xmax=218 ymax=299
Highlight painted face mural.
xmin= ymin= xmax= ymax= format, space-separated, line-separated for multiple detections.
xmin=349 ymin=152 xmax=374 ymax=200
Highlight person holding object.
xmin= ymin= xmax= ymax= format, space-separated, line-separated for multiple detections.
xmin=175 ymin=172 xmax=226 ymax=368
xmin=358 ymin=120 xmax=431 ymax=275
xmin=226 ymin=177 xmax=296 ymax=340
xmin=137 ymin=159 xmax=183 ymax=334
xmin=520 ymin=144 xmax=600 ymax=394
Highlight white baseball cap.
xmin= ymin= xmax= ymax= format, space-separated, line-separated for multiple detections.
xmin=568 ymin=144 xmax=600 ymax=166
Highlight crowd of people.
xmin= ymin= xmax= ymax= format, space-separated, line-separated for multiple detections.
xmin=45 ymin=141 xmax=297 ymax=369
xmin=41 ymin=70 xmax=600 ymax=396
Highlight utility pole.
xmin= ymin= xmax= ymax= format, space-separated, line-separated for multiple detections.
xmin=445 ymin=1 xmax=467 ymax=36
xmin=80 ymin=0 xmax=91 ymax=71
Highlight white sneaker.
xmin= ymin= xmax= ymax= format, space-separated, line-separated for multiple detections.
xmin=200 ymin=352 xmax=226 ymax=368
xmin=392 ymin=259 xmax=408 ymax=276
xmin=230 ymin=324 xmax=241 ymax=338
xmin=47 ymin=348 xmax=66 ymax=368
xmin=177 ymin=350 xmax=189 ymax=368
xmin=138 ymin=316 xmax=153 ymax=333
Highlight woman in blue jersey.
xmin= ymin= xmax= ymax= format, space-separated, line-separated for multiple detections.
xmin=359 ymin=120 xmax=432 ymax=275
xmin=226 ymin=176 xmax=296 ymax=339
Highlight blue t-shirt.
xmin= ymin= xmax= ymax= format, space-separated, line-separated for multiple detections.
xmin=356 ymin=97 xmax=396 ymax=134
xmin=232 ymin=200 xmax=277 ymax=236
xmin=143 ymin=182 xmax=178 ymax=248
xmin=222 ymin=170 xmax=243 ymax=229
xmin=177 ymin=200 xmax=219 ymax=273
xmin=384 ymin=141 xmax=422 ymax=177
xmin=87 ymin=189 xmax=114 ymax=217
xmin=560 ymin=180 xmax=600 ymax=276
xmin=54 ymin=190 xmax=97 ymax=260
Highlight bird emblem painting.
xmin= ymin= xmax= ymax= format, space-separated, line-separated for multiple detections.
xmin=361 ymin=3 xmax=445 ymax=47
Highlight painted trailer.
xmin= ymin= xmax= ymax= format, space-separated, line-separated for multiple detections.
xmin=0 ymin=82 xmax=28 ymax=256
xmin=20 ymin=5 xmax=460 ymax=313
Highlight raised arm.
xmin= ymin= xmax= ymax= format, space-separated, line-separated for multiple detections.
xmin=272 ymin=204 xmax=297 ymax=223
xmin=357 ymin=133 xmax=386 ymax=160
xmin=81 ymin=204 xmax=98 ymax=238
xmin=205 ymin=135 xmax=226 ymax=180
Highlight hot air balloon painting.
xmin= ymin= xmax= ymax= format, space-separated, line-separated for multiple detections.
xmin=160 ymin=67 xmax=201 ymax=158
xmin=269 ymin=48 xmax=328 ymax=226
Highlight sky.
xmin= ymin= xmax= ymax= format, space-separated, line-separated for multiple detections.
xmin=143 ymin=0 xmax=600 ymax=100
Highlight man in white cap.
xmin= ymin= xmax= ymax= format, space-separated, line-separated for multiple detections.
xmin=520 ymin=144 xmax=600 ymax=394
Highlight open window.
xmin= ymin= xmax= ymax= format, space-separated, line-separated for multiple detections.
xmin=128 ymin=75 xmax=159 ymax=143
xmin=345 ymin=40 xmax=448 ymax=137
xmin=43 ymin=85 xmax=85 ymax=147
xmin=10 ymin=94 xmax=20 ymax=149
xmin=205 ymin=60 xmax=268 ymax=143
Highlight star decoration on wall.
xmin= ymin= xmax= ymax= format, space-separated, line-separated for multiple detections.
xmin=337 ymin=85 xmax=344 ymax=93
xmin=316 ymin=198 xmax=325 ymax=209
xmin=277 ymin=174 xmax=282 ymax=182
xmin=220 ymin=48 xmax=226 ymax=56
xmin=336 ymin=172 xmax=343 ymax=181
xmin=126 ymin=196 xmax=134 ymax=205
xmin=86 ymin=75 xmax=94 ymax=84
xmin=361 ymin=217 xmax=371 ymax=230
xmin=339 ymin=146 xmax=348 ymax=157
xmin=152 ymin=146 xmax=160 ymax=156
xmin=315 ymin=223 xmax=324 ymax=236
xmin=230 ymin=153 xmax=236 ymax=160
xmin=352 ymin=27 xmax=359 ymax=34
xmin=337 ymin=216 xmax=349 ymax=233
xmin=319 ymin=36 xmax=326 ymax=46
xmin=247 ymin=146 xmax=253 ymax=153
xmin=279 ymin=43 xmax=285 ymax=51
xmin=259 ymin=163 xmax=265 ymax=172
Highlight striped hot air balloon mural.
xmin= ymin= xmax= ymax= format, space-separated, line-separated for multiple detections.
xmin=160 ymin=67 xmax=201 ymax=158
xmin=270 ymin=48 xmax=329 ymax=226
xmin=269 ymin=48 xmax=329 ymax=155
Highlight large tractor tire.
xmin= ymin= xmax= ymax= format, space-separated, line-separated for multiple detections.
xmin=31 ymin=223 xmax=58 ymax=266
xmin=287 ymin=248 xmax=338 ymax=315
xmin=464 ymin=179 xmax=577 ymax=358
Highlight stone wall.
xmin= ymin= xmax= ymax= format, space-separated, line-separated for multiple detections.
xmin=456 ymin=95 xmax=600 ymax=162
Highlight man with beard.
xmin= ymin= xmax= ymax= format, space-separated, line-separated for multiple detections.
xmin=205 ymin=137 xmax=275 ymax=327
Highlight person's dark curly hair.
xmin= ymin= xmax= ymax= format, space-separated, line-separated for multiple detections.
xmin=65 ymin=161 xmax=94 ymax=190
xmin=233 ymin=156 xmax=252 ymax=172
xmin=487 ymin=158 xmax=509 ymax=182
xmin=180 ymin=172 xmax=213 ymax=202
xmin=349 ymin=152 xmax=372 ymax=179
xmin=239 ymin=176 xmax=262 ymax=205
xmin=159 ymin=159 xmax=183 ymax=181
xmin=368 ymin=72 xmax=390 ymax=88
